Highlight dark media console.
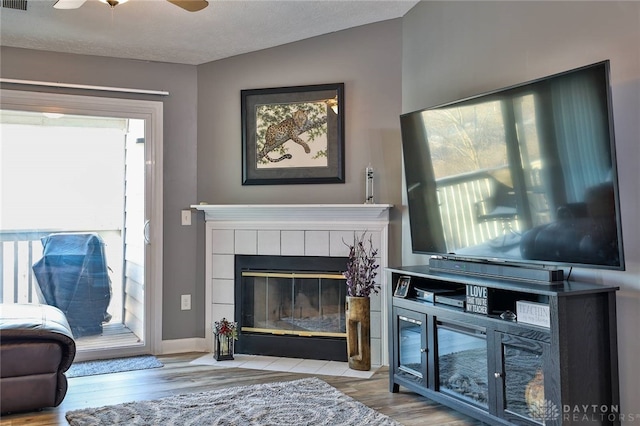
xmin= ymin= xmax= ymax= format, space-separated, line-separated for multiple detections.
xmin=387 ymin=264 xmax=620 ymax=426
xmin=428 ymin=257 xmax=564 ymax=283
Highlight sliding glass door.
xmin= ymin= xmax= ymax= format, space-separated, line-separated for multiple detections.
xmin=0 ymin=89 xmax=163 ymax=361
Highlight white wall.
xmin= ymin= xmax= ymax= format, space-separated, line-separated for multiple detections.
xmin=401 ymin=1 xmax=640 ymax=416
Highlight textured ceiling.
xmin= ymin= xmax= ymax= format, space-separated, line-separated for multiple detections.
xmin=0 ymin=0 xmax=419 ymax=65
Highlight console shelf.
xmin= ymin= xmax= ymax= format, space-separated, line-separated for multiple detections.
xmin=387 ymin=265 xmax=620 ymax=426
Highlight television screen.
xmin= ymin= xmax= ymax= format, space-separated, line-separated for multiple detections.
xmin=401 ymin=61 xmax=625 ymax=270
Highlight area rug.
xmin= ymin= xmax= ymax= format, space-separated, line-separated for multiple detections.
xmin=65 ymin=377 xmax=400 ymax=426
xmin=66 ymin=355 xmax=163 ymax=378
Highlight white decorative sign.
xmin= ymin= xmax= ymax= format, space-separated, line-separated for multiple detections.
xmin=516 ymin=301 xmax=550 ymax=328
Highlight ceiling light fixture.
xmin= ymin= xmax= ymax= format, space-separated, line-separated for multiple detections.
xmin=98 ymin=0 xmax=129 ymax=8
xmin=54 ymin=0 xmax=207 ymax=12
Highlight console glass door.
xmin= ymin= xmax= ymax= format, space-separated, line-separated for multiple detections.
xmin=498 ymin=333 xmax=549 ymax=425
xmin=399 ymin=316 xmax=423 ymax=377
xmin=394 ymin=308 xmax=427 ymax=387
xmin=437 ymin=320 xmax=488 ymax=409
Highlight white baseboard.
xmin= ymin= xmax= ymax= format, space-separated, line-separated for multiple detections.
xmin=161 ymin=337 xmax=208 ymax=355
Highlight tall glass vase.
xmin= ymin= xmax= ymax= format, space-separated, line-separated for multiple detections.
xmin=346 ymin=296 xmax=371 ymax=371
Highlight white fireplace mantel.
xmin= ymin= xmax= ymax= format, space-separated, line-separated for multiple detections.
xmin=191 ymin=204 xmax=392 ymax=223
xmin=194 ymin=203 xmax=393 ymax=366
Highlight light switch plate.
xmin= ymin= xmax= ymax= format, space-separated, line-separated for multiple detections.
xmin=181 ymin=210 xmax=191 ymax=226
xmin=181 ymin=294 xmax=191 ymax=310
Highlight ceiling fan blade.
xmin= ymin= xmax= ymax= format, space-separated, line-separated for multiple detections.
xmin=53 ymin=0 xmax=87 ymax=9
xmin=167 ymin=0 xmax=208 ymax=12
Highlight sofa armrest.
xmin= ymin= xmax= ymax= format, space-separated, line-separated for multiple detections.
xmin=0 ymin=304 xmax=76 ymax=372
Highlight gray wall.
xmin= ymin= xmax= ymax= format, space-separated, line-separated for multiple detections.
xmin=196 ymin=20 xmax=403 ymax=206
xmin=0 ymin=47 xmax=201 ymax=340
xmin=196 ymin=19 xmax=405 ymax=269
xmin=401 ymin=0 xmax=640 ymax=414
xmin=0 ymin=19 xmax=405 ymax=341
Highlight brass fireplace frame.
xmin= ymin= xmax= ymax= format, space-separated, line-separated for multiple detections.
xmin=235 ymin=255 xmax=349 ymax=361
xmin=240 ymin=271 xmax=347 ymax=338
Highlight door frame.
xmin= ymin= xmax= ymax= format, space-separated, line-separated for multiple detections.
xmin=0 ymin=89 xmax=163 ymax=359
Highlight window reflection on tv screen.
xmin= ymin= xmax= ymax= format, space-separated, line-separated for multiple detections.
xmin=401 ymin=61 xmax=624 ymax=270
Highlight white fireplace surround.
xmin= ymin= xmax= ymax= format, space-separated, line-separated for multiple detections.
xmin=193 ymin=204 xmax=393 ymax=366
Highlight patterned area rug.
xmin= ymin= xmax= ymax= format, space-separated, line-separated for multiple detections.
xmin=66 ymin=355 xmax=163 ymax=378
xmin=65 ymin=377 xmax=401 ymax=426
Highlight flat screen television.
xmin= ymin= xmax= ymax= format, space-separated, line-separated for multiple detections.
xmin=400 ymin=60 xmax=625 ymax=271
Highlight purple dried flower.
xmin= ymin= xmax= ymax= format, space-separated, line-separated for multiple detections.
xmin=342 ymin=231 xmax=380 ymax=298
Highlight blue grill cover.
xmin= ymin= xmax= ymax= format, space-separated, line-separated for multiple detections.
xmin=32 ymin=233 xmax=112 ymax=337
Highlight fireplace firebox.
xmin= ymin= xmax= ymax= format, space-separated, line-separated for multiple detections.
xmin=235 ymin=255 xmax=349 ymax=361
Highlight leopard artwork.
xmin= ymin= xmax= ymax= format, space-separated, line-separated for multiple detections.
xmin=258 ymin=109 xmax=310 ymax=162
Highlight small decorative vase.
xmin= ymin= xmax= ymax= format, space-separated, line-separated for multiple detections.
xmin=214 ymin=333 xmax=234 ymax=361
xmin=346 ymin=296 xmax=371 ymax=371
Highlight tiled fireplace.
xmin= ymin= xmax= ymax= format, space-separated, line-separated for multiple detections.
xmin=193 ymin=204 xmax=392 ymax=366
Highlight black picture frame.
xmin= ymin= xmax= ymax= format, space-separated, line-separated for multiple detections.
xmin=394 ymin=276 xmax=411 ymax=298
xmin=241 ymin=83 xmax=345 ymax=185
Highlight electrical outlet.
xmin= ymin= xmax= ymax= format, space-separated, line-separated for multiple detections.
xmin=181 ymin=294 xmax=191 ymax=310
xmin=181 ymin=209 xmax=191 ymax=226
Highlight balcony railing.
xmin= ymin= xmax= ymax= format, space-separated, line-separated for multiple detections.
xmin=436 ymin=169 xmax=521 ymax=252
xmin=0 ymin=229 xmax=122 ymax=306
xmin=0 ymin=230 xmax=53 ymax=304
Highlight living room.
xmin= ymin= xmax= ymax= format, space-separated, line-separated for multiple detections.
xmin=1 ymin=1 xmax=638 ymax=424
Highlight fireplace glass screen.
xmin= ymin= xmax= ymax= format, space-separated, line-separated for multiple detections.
xmin=240 ymin=271 xmax=347 ymax=337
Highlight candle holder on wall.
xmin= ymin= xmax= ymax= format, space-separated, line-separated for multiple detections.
xmin=365 ymin=165 xmax=374 ymax=204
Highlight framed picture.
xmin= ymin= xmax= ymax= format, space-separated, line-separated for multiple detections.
xmin=394 ymin=276 xmax=411 ymax=298
xmin=241 ymin=83 xmax=345 ymax=185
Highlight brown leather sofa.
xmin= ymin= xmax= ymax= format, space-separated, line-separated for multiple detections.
xmin=0 ymin=303 xmax=76 ymax=414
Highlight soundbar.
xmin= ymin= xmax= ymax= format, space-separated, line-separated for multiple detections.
xmin=428 ymin=257 xmax=564 ymax=283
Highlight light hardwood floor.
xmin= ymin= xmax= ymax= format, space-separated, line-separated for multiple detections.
xmin=0 ymin=352 xmax=487 ymax=425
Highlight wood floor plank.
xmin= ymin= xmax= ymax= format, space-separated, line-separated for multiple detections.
xmin=0 ymin=353 xmax=487 ymax=426
xmin=73 ymin=323 xmax=141 ymax=352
